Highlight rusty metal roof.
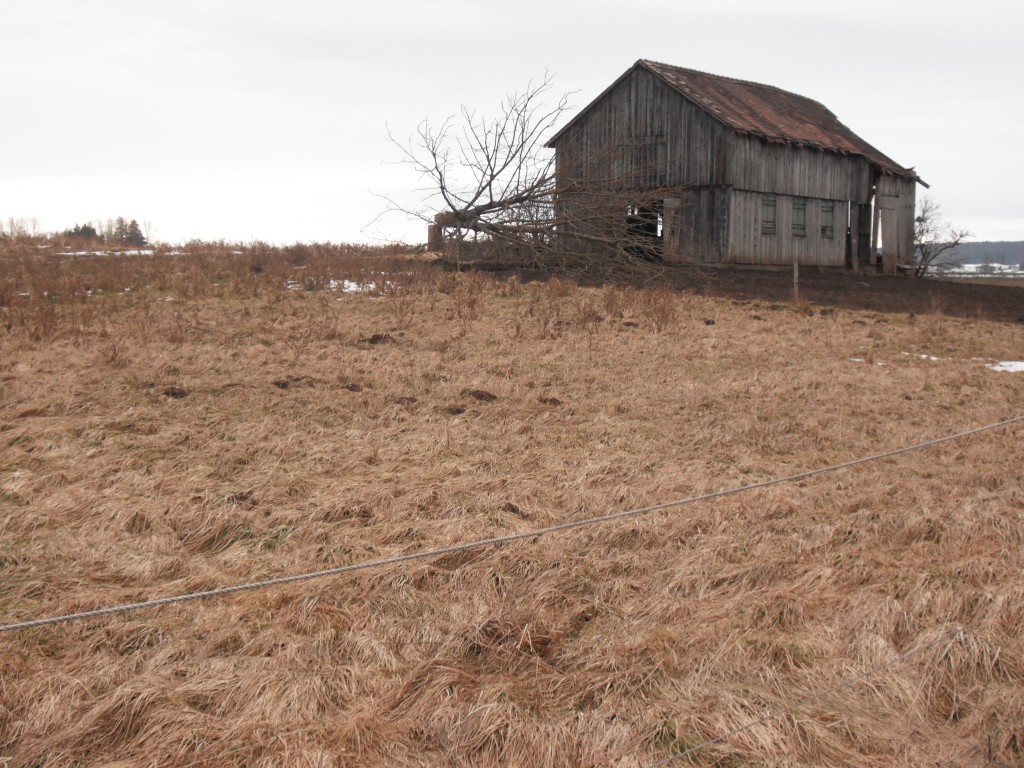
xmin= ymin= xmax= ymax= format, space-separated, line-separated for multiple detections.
xmin=548 ymin=60 xmax=921 ymax=182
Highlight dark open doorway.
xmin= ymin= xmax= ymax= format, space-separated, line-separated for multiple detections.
xmin=626 ymin=201 xmax=663 ymax=259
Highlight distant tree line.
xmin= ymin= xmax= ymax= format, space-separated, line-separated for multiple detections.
xmin=0 ymin=217 xmax=41 ymax=239
xmin=952 ymin=241 xmax=1024 ymax=267
xmin=63 ymin=217 xmax=149 ymax=246
xmin=64 ymin=223 xmax=101 ymax=240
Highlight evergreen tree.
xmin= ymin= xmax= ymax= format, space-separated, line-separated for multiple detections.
xmin=64 ymin=223 xmax=100 ymax=240
xmin=125 ymin=219 xmax=146 ymax=246
xmin=113 ymin=217 xmax=128 ymax=243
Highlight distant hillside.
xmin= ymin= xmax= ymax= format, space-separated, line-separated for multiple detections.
xmin=953 ymin=241 xmax=1024 ymax=266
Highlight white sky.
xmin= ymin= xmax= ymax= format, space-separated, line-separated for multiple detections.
xmin=1 ymin=0 xmax=1021 ymax=244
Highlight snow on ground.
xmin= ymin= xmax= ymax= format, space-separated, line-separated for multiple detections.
xmin=987 ymin=361 xmax=1024 ymax=373
xmin=55 ymin=249 xmax=155 ymax=257
xmin=940 ymin=263 xmax=1024 ymax=278
xmin=54 ymin=249 xmax=155 ymax=259
xmin=856 ymin=353 xmax=1024 ymax=373
xmin=285 ymin=278 xmax=376 ymax=293
xmin=328 ymin=278 xmax=376 ymax=292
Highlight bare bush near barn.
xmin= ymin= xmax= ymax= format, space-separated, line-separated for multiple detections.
xmin=1 ymin=240 xmax=1023 ymax=766
xmin=914 ymin=195 xmax=972 ymax=277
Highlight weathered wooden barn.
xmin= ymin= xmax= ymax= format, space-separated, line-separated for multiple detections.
xmin=546 ymin=60 xmax=926 ymax=272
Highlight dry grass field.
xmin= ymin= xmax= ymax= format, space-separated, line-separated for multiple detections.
xmin=2 ymin=240 xmax=1023 ymax=767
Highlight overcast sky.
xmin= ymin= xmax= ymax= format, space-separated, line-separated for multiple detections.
xmin=2 ymin=0 xmax=1021 ymax=244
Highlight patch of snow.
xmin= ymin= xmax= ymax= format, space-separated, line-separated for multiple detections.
xmin=285 ymin=278 xmax=376 ymax=293
xmin=987 ymin=361 xmax=1024 ymax=373
xmin=52 ymin=248 xmax=151 ymax=258
xmin=901 ymin=352 xmax=941 ymax=361
xmin=942 ymin=263 xmax=1024 ymax=278
xmin=850 ymin=357 xmax=864 ymax=363
xmin=328 ymin=278 xmax=375 ymax=293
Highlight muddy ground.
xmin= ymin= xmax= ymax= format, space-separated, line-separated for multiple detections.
xmin=506 ymin=264 xmax=1024 ymax=324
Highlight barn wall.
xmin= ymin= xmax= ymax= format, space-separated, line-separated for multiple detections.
xmin=726 ymin=136 xmax=874 ymax=203
xmin=554 ymin=67 xmax=729 ymax=192
xmin=727 ymin=191 xmax=848 ymax=267
xmin=876 ymin=175 xmax=917 ymax=271
xmin=663 ymin=186 xmax=730 ymax=263
xmin=551 ymin=64 xmax=914 ymax=269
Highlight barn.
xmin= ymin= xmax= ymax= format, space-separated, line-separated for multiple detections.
xmin=546 ymin=60 xmax=926 ymax=273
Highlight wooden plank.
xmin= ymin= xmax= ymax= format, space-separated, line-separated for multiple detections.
xmin=849 ymin=204 xmax=860 ymax=273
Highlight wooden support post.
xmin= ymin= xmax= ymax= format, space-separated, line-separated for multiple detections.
xmin=848 ymin=204 xmax=860 ymax=273
xmin=871 ymin=199 xmax=881 ymax=273
xmin=663 ymin=197 xmax=683 ymax=263
xmin=793 ymin=253 xmax=799 ymax=302
xmin=857 ymin=203 xmax=873 ymax=271
xmin=427 ymin=223 xmax=443 ymax=253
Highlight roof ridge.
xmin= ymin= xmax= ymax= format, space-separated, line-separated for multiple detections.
xmin=639 ymin=59 xmax=835 ymax=116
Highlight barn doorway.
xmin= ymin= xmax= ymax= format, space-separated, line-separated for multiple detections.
xmin=625 ymin=201 xmax=663 ymax=259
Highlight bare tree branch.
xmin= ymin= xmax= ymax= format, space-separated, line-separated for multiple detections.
xmin=914 ymin=196 xmax=971 ymax=278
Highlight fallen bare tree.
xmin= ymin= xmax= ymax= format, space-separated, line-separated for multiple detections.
xmin=383 ymin=74 xmax=563 ymax=265
xmin=384 ymin=75 xmax=684 ymax=274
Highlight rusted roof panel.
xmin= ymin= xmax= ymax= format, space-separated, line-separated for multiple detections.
xmin=547 ymin=60 xmax=920 ymax=182
xmin=640 ymin=61 xmax=916 ymax=180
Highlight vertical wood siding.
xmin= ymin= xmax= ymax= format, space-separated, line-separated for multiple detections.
xmin=726 ymin=136 xmax=873 ymax=203
xmin=557 ymin=68 xmax=730 ymax=190
xmin=663 ymin=186 xmax=730 ymax=263
xmin=552 ymin=67 xmax=915 ymax=269
xmin=877 ymin=175 xmax=917 ymax=268
xmin=727 ymin=191 xmax=849 ymax=266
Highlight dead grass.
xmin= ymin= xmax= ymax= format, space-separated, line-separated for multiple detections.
xmin=1 ymin=241 xmax=1023 ymax=766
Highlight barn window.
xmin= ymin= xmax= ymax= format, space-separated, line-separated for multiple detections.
xmin=792 ymin=198 xmax=807 ymax=236
xmin=821 ymin=202 xmax=835 ymax=238
xmin=761 ymin=195 xmax=776 ymax=235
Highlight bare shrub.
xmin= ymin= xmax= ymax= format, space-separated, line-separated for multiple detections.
xmin=602 ymin=285 xmax=627 ymax=320
xmin=573 ymin=294 xmax=603 ymax=357
xmin=636 ymin=286 xmax=678 ymax=332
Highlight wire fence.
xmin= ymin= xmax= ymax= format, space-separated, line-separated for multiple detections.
xmin=1 ymin=415 xmax=1022 ymax=637
xmin=2 ymin=415 xmax=1022 ymax=766
xmin=2 ymin=414 xmax=1020 ymax=635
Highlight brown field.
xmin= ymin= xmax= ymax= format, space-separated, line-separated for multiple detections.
xmin=1 ymin=241 xmax=1023 ymax=767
